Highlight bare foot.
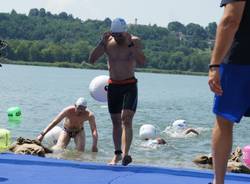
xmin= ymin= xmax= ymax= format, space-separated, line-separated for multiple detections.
xmin=108 ymin=154 xmax=122 ymax=165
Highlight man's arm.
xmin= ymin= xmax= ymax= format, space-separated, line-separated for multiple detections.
xmin=211 ymin=1 xmax=246 ymax=65
xmin=184 ymin=128 xmax=199 ymax=135
xmin=37 ymin=108 xmax=67 ymax=142
xmin=124 ymin=32 xmax=146 ymax=66
xmin=88 ymin=113 xmax=98 ymax=152
xmin=208 ymin=1 xmax=246 ymax=95
xmin=89 ymin=42 xmax=105 ymax=64
xmin=131 ymin=38 xmax=146 ymax=66
xmin=88 ymin=32 xmax=111 ymax=64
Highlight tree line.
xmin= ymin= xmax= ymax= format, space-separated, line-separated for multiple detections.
xmin=0 ymin=8 xmax=217 ymax=72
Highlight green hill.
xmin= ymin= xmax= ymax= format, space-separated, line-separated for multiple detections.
xmin=0 ymin=8 xmax=217 ymax=72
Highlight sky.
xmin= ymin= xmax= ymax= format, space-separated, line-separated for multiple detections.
xmin=0 ymin=0 xmax=224 ymax=27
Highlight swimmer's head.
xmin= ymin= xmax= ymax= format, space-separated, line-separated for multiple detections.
xmin=172 ymin=119 xmax=187 ymax=130
xmin=75 ymin=97 xmax=87 ymax=107
xmin=110 ymin=18 xmax=127 ymax=33
xmin=156 ymin=138 xmax=166 ymax=145
xmin=110 ymin=18 xmax=127 ymax=44
xmin=75 ymin=97 xmax=87 ymax=112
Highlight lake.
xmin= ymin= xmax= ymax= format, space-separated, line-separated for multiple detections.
xmin=1 ymin=64 xmax=250 ymax=169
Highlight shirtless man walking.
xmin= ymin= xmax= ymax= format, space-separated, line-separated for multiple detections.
xmin=37 ymin=97 xmax=98 ymax=152
xmin=89 ymin=18 xmax=145 ymax=165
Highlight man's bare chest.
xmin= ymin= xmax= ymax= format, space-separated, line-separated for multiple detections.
xmin=65 ymin=115 xmax=87 ymax=125
xmin=106 ymin=46 xmax=133 ymax=61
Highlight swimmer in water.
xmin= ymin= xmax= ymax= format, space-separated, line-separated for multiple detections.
xmin=172 ymin=119 xmax=199 ymax=135
xmin=144 ymin=137 xmax=167 ymax=145
xmin=37 ymin=97 xmax=98 ymax=152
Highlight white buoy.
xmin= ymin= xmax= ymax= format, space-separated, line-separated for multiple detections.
xmin=172 ymin=119 xmax=187 ymax=130
xmin=43 ymin=126 xmax=62 ymax=145
xmin=89 ymin=75 xmax=109 ymax=102
xmin=139 ymin=124 xmax=157 ymax=140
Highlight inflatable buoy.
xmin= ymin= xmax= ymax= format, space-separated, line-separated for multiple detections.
xmin=243 ymin=145 xmax=250 ymax=167
xmin=7 ymin=107 xmax=22 ymax=122
xmin=44 ymin=126 xmax=62 ymax=145
xmin=89 ymin=75 xmax=109 ymax=102
xmin=0 ymin=129 xmax=11 ymax=150
xmin=172 ymin=119 xmax=187 ymax=130
xmin=139 ymin=124 xmax=157 ymax=140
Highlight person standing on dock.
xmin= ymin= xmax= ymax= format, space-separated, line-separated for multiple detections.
xmin=208 ymin=0 xmax=249 ymax=183
xmin=89 ymin=18 xmax=145 ymax=165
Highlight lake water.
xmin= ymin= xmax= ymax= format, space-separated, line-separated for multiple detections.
xmin=1 ymin=64 xmax=250 ymax=169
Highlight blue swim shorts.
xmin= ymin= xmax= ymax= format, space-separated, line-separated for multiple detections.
xmin=213 ymin=63 xmax=250 ymax=123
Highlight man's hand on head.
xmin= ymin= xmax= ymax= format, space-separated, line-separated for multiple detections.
xmin=101 ymin=32 xmax=111 ymax=45
xmin=123 ymin=32 xmax=133 ymax=45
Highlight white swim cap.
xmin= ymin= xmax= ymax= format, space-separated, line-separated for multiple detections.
xmin=110 ymin=18 xmax=127 ymax=33
xmin=75 ymin=97 xmax=87 ymax=107
xmin=172 ymin=119 xmax=187 ymax=129
xmin=139 ymin=124 xmax=157 ymax=140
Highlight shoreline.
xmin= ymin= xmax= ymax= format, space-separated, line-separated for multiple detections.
xmin=0 ymin=59 xmax=207 ymax=76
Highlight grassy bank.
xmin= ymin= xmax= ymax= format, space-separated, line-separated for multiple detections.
xmin=0 ymin=59 xmax=207 ymax=76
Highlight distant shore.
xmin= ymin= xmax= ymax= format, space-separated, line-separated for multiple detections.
xmin=0 ymin=59 xmax=207 ymax=76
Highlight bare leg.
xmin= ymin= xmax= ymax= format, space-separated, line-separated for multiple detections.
xmin=121 ymin=109 xmax=134 ymax=165
xmin=109 ymin=113 xmax=122 ymax=165
xmin=52 ymin=131 xmax=70 ymax=150
xmin=212 ymin=115 xmax=234 ymax=184
xmin=74 ymin=130 xmax=85 ymax=152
